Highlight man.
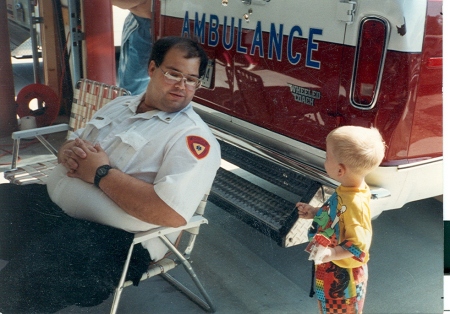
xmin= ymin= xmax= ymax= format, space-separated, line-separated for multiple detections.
xmin=113 ymin=0 xmax=152 ymax=94
xmin=0 ymin=36 xmax=220 ymax=311
xmin=49 ymin=35 xmax=220 ymax=260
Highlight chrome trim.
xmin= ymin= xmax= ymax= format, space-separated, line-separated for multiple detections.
xmin=397 ymin=156 xmax=444 ymax=170
xmin=350 ymin=15 xmax=390 ymax=110
xmin=193 ymin=103 xmax=337 ymax=187
xmin=207 ymin=123 xmax=339 ymax=188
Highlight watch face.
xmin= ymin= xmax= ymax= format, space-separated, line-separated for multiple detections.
xmin=94 ymin=165 xmax=111 ymax=187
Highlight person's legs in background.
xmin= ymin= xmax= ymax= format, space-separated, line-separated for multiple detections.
xmin=117 ymin=13 xmax=152 ymax=95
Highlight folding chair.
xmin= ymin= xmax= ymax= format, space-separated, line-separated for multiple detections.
xmin=4 ymin=79 xmax=216 ymax=313
xmin=110 ymin=191 xmax=216 ymax=313
xmin=4 ymin=79 xmax=130 ymax=185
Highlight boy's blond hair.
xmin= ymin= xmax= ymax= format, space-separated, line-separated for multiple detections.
xmin=326 ymin=126 xmax=386 ymax=176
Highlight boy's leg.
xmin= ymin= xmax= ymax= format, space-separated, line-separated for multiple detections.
xmin=317 ymin=299 xmax=326 ymax=313
xmin=0 ymin=183 xmax=67 ymax=260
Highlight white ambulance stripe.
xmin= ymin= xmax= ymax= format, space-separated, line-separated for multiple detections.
xmin=161 ymin=0 xmax=427 ymax=53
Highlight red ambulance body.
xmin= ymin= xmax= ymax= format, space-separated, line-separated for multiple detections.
xmin=153 ymin=0 xmax=442 ymax=225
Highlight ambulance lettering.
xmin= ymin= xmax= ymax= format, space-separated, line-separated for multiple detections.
xmin=181 ymin=11 xmax=322 ymax=69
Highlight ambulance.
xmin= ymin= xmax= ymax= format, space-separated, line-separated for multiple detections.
xmin=152 ymin=0 xmax=443 ymax=245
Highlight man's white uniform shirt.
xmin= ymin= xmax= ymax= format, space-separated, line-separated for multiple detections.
xmin=47 ymin=93 xmax=221 ymax=260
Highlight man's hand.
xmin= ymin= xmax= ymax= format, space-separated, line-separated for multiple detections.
xmin=63 ymin=138 xmax=110 ymax=184
xmin=60 ymin=138 xmax=97 ymax=172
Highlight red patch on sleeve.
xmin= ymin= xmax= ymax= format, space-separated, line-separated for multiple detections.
xmin=186 ymin=136 xmax=211 ymax=159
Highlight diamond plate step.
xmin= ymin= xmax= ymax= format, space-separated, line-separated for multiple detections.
xmin=218 ymin=139 xmax=321 ymax=198
xmin=210 ymin=167 xmax=320 ymax=247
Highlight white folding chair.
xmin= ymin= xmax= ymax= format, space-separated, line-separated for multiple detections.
xmin=4 ymin=79 xmax=216 ymax=313
xmin=4 ymin=79 xmax=130 ymax=185
xmin=110 ymin=191 xmax=216 ymax=313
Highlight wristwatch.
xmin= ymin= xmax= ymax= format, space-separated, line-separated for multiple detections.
xmin=94 ymin=165 xmax=112 ymax=188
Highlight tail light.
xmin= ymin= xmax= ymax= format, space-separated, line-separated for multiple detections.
xmin=351 ymin=16 xmax=390 ymax=110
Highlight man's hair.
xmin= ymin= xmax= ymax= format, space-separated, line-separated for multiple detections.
xmin=150 ymin=36 xmax=209 ymax=77
xmin=326 ymin=126 xmax=386 ymax=176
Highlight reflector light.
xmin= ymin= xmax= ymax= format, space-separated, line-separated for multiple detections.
xmin=351 ymin=16 xmax=390 ymax=110
xmin=427 ymin=57 xmax=442 ymax=68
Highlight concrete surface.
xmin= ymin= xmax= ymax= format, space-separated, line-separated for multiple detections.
xmin=0 ymin=57 xmax=445 ymax=314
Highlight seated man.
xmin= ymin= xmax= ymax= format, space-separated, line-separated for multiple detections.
xmin=0 ymin=36 xmax=221 ymax=312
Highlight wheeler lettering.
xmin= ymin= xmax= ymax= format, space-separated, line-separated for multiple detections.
xmin=288 ymin=83 xmax=321 ymax=106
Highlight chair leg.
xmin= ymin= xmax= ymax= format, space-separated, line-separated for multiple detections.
xmin=11 ymin=138 xmax=20 ymax=170
xmin=159 ymin=236 xmax=216 ymax=313
xmin=110 ymin=243 xmax=135 ymax=314
xmin=110 ymin=287 xmax=123 ymax=314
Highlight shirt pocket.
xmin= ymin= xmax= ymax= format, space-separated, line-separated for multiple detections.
xmin=80 ymin=116 xmax=112 ymax=142
xmin=109 ymin=131 xmax=149 ymax=171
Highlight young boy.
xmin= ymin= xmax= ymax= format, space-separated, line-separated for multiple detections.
xmin=297 ymin=125 xmax=385 ymax=314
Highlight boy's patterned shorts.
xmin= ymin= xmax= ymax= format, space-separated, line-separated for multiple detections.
xmin=316 ymin=263 xmax=368 ymax=314
xmin=318 ymin=294 xmax=366 ymax=314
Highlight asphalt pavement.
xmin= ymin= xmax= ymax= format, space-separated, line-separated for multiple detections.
xmin=52 ymin=195 xmax=443 ymax=314
xmin=1 ymin=57 xmax=445 ymax=314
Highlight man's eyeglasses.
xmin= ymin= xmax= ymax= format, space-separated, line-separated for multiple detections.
xmin=159 ymin=67 xmax=202 ymax=91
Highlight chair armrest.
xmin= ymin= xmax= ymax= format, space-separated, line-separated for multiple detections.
xmin=10 ymin=124 xmax=69 ymax=169
xmin=11 ymin=124 xmax=69 ymax=140
xmin=133 ymin=215 xmax=208 ymax=244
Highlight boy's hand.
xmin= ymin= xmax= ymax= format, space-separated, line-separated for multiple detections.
xmin=316 ymin=247 xmax=334 ymax=264
xmin=297 ymin=202 xmax=318 ymax=219
xmin=308 ymin=246 xmax=335 ymax=265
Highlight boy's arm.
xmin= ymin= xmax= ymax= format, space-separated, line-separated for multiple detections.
xmin=320 ymin=246 xmax=353 ymax=264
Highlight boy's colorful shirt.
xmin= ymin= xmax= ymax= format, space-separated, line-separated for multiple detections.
xmin=308 ymin=184 xmax=372 ymax=268
xmin=308 ymin=184 xmax=373 ymax=306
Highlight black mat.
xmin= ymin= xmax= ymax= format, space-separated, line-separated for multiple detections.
xmin=0 ymin=184 xmax=150 ymax=313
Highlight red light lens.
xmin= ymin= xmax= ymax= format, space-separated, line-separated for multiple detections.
xmin=352 ymin=18 xmax=388 ymax=108
xmin=427 ymin=57 xmax=442 ymax=68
